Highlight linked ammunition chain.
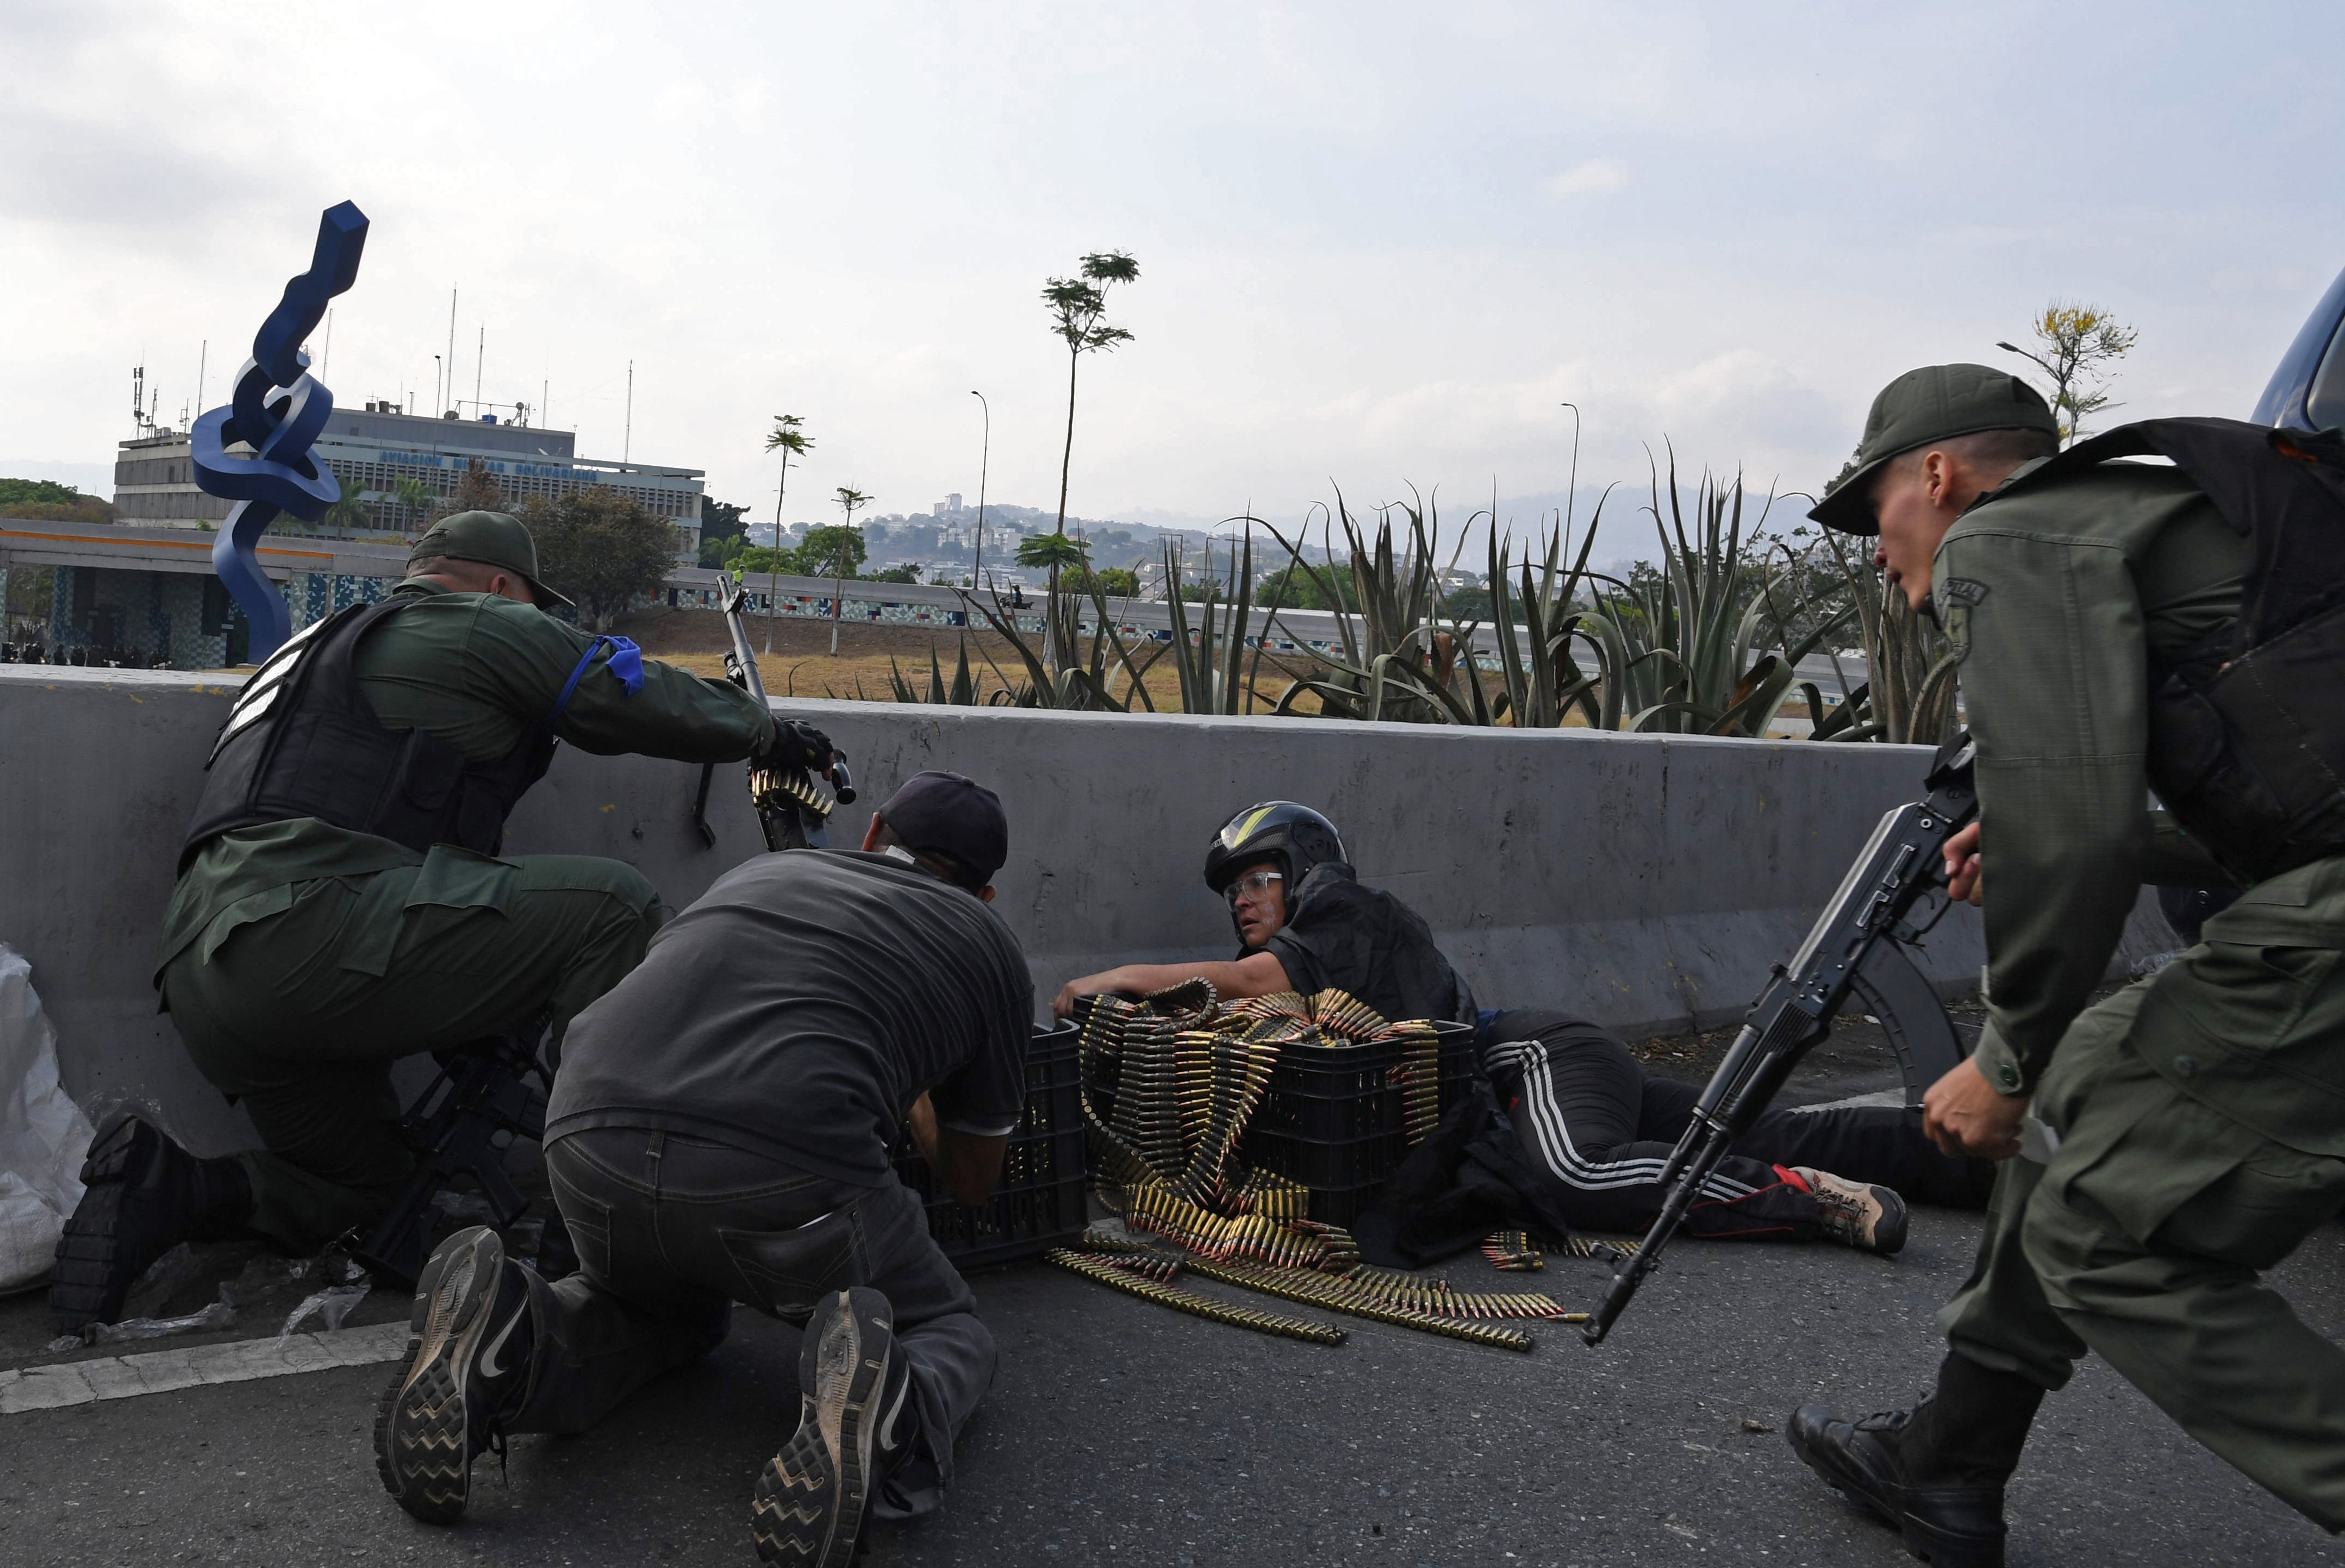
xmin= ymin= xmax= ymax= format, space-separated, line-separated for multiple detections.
xmin=1074 ymin=987 xmax=1593 ymax=1352
xmin=1044 ymin=1248 xmax=1345 ymax=1346
xmin=1184 ymin=1258 xmax=1541 ymax=1352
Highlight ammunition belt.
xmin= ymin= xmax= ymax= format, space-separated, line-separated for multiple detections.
xmin=1044 ymin=1248 xmax=1345 ymax=1346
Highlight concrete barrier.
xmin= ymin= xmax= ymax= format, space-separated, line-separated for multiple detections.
xmin=0 ymin=665 xmax=2180 ymax=1154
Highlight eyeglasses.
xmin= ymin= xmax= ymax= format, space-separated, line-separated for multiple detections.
xmin=1224 ymin=869 xmax=1283 ymax=907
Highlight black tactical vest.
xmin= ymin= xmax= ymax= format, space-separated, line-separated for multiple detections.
xmin=180 ymin=596 xmax=562 ymax=869
xmin=1989 ymin=417 xmax=2345 ymax=884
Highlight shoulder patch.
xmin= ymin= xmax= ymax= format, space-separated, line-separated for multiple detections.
xmin=1938 ymin=578 xmax=1989 ymax=608
xmin=1936 ymin=578 xmax=1987 ymax=663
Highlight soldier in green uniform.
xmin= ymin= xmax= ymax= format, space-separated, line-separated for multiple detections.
xmin=49 ymin=511 xmax=802 ymax=1330
xmin=1783 ymin=365 xmax=2345 ymax=1566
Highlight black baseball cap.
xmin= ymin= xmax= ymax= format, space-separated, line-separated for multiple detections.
xmin=876 ymin=770 xmax=1009 ymax=887
xmin=1810 ymin=365 xmax=2059 ymax=535
xmin=409 ymin=510 xmax=574 ymax=609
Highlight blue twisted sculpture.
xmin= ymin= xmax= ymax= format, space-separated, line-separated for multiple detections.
xmin=190 ymin=200 xmax=370 ymax=661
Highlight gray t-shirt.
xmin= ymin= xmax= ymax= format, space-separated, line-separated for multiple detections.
xmin=546 ymin=849 xmax=1034 ymax=1184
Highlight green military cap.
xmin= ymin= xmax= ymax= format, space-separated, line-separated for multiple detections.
xmin=1810 ymin=364 xmax=2057 ymax=535
xmin=408 ymin=510 xmax=573 ymax=609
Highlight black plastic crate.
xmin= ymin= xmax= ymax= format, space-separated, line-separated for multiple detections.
xmin=1239 ymin=1021 xmax=1477 ymax=1225
xmin=892 ymin=1022 xmax=1088 ymax=1270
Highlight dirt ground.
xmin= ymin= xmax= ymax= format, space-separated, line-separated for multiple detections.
xmin=614 ymin=604 xmax=1311 ymax=711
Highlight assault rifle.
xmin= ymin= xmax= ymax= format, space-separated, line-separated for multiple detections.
xmin=352 ymin=1026 xmax=560 ymax=1289
xmin=1582 ymin=732 xmax=1979 ymax=1346
xmin=690 ymin=577 xmax=856 ymax=852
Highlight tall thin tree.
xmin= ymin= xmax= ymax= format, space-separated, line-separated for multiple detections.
xmin=762 ymin=414 xmax=813 ymax=653
xmin=1041 ymin=251 xmax=1139 ymax=539
xmin=829 ymin=486 xmax=871 ymax=656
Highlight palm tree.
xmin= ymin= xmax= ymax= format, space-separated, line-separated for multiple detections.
xmin=1015 ymin=529 xmax=1089 ymax=667
xmin=762 ymin=414 xmax=813 ymax=653
xmin=392 ymin=477 xmax=435 ymax=537
xmin=828 ymin=486 xmax=870 ymax=655
xmin=1040 ymin=251 xmax=1139 ymax=539
xmin=321 ymin=481 xmax=369 ymax=538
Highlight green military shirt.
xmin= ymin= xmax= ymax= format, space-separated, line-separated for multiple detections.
xmin=1935 ymin=458 xmax=2248 ymax=1097
xmin=156 ymin=578 xmax=774 ymax=977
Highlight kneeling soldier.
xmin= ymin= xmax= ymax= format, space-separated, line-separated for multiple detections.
xmin=53 ymin=511 xmax=788 ymax=1330
xmin=375 ymin=771 xmax=1032 ymax=1568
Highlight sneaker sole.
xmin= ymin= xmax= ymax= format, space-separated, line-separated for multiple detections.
xmin=1786 ymin=1425 xmax=2003 ymax=1568
xmin=373 ymin=1227 xmax=504 ymax=1526
xmin=750 ymin=1288 xmax=895 ymax=1566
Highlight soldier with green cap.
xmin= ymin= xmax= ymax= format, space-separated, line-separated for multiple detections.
xmin=1782 ymin=367 xmax=2345 ymax=1565
xmin=49 ymin=510 xmax=830 ymax=1332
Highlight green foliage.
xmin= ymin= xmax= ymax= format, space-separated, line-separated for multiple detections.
xmin=0 ymin=477 xmax=114 ymax=524
xmin=699 ymin=498 xmax=751 ymax=566
xmin=1258 ymin=492 xmax=1474 ymax=724
xmin=1042 ymin=250 xmax=1139 ymax=536
xmin=1015 ymin=531 xmax=1088 ymax=574
xmin=1559 ymin=453 xmax=1849 ymax=735
xmin=1160 ymin=532 xmax=1273 ymax=716
xmin=871 ymin=563 xmax=923 ymax=584
xmin=799 ymin=522 xmax=866 ymax=580
xmin=522 ymin=488 xmax=677 ymax=632
xmin=1077 ymin=565 xmax=1141 ymax=598
xmin=390 ymin=477 xmax=436 ymax=532
xmin=1999 ymin=301 xmax=2137 ymax=446
xmin=888 ymin=636 xmax=982 ymax=706
xmin=320 ymin=483 xmax=369 ymax=535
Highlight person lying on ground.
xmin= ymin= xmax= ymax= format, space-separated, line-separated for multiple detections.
xmin=375 ymin=770 xmax=1031 ymax=1568
xmin=1055 ymin=801 xmax=1993 ymax=1259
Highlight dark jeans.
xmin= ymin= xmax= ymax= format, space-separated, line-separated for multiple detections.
xmin=1484 ymin=1009 xmax=1993 ymax=1239
xmin=508 ymin=1128 xmax=993 ymax=1521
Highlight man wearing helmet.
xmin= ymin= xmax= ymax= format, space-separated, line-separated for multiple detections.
xmin=1055 ymin=801 xmax=1989 ymax=1257
xmin=1052 ymin=801 xmax=1475 ymax=1029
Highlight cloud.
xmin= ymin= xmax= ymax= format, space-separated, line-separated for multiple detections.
xmin=1544 ymin=159 xmax=1627 ymax=199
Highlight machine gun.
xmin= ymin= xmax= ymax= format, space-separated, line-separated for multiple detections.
xmin=1582 ymin=732 xmax=1979 ymax=1347
xmin=352 ymin=1026 xmax=560 ymax=1289
xmin=689 ymin=576 xmax=856 ymax=852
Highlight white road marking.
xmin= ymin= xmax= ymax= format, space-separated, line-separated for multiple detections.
xmin=0 ymin=1322 xmax=409 ymax=1415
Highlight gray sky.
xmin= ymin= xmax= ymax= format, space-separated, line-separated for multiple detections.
xmin=5 ymin=2 xmax=2341 ymax=551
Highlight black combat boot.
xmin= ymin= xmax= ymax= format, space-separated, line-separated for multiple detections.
xmin=1787 ymin=1352 xmax=2046 ymax=1568
xmin=49 ymin=1116 xmax=253 ymax=1332
xmin=750 ymin=1286 xmax=912 ymax=1567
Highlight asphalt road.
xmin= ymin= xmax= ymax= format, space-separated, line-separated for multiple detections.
xmin=3 ymin=1201 xmax=2339 ymax=1568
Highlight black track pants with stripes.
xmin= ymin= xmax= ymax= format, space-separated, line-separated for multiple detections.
xmin=1483 ymin=1009 xmax=1994 ymax=1241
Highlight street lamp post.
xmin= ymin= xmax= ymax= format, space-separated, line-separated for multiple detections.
xmin=969 ymin=390 xmax=989 ymax=591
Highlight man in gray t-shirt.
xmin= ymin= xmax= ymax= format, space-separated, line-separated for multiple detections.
xmin=375 ymin=770 xmax=1028 ymax=1568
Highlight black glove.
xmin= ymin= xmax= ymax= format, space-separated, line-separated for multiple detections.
xmin=757 ymin=719 xmax=835 ymax=774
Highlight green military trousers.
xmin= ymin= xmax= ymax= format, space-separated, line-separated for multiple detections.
xmin=160 ymin=849 xmax=666 ymax=1254
xmin=1940 ymin=912 xmax=2345 ymax=1531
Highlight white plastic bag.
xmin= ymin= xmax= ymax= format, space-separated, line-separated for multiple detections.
xmin=0 ymin=945 xmax=96 ymax=1291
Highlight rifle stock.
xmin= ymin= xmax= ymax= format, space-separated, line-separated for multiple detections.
xmin=1583 ymin=733 xmax=1978 ymax=1346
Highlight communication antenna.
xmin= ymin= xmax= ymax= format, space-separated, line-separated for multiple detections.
xmin=195 ymin=340 xmax=207 ymax=423
xmin=444 ymin=286 xmax=457 ymax=415
xmin=131 ymin=364 xmax=146 ymax=434
xmin=623 ymin=360 xmax=633 ymax=463
xmin=474 ymin=323 xmax=484 ymax=413
xmin=323 ymin=307 xmax=334 ymax=377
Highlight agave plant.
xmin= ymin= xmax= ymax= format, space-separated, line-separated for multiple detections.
xmin=945 ymin=550 xmax=1165 ymax=710
xmin=1159 ymin=529 xmax=1286 ymax=715
xmin=1257 ymin=491 xmax=1481 ymax=723
xmin=1560 ymin=452 xmax=1851 ymax=736
xmin=1798 ymin=527 xmax=1958 ymax=744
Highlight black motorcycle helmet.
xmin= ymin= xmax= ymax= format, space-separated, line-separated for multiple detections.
xmin=1203 ymin=801 xmax=1347 ymax=899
